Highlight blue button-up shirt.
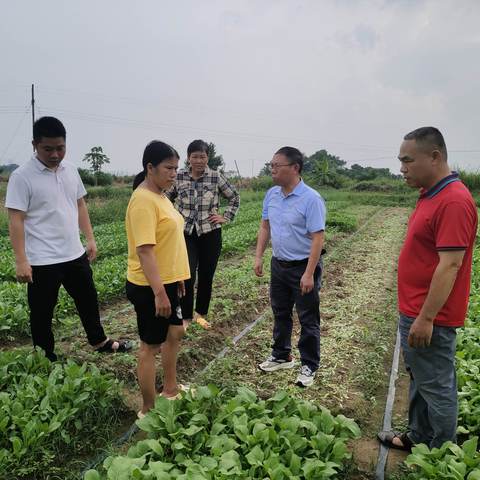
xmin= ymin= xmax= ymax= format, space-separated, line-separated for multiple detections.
xmin=262 ymin=180 xmax=326 ymax=261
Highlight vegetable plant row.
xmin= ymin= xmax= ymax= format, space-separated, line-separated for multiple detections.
xmin=85 ymin=385 xmax=361 ymax=480
xmin=0 ymin=254 xmax=127 ymax=338
xmin=0 ymin=350 xmax=125 ymax=479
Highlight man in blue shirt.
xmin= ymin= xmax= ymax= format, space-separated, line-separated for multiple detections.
xmin=254 ymin=146 xmax=326 ymax=387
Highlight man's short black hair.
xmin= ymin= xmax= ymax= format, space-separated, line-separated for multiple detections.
xmin=275 ymin=146 xmax=304 ymax=173
xmin=404 ymin=126 xmax=447 ymax=160
xmin=33 ymin=117 xmax=66 ymax=144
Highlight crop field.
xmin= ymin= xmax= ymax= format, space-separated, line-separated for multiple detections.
xmin=0 ymin=184 xmax=479 ymax=479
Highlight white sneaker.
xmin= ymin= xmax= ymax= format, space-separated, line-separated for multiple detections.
xmin=258 ymin=355 xmax=295 ymax=372
xmin=296 ymin=365 xmax=315 ymax=387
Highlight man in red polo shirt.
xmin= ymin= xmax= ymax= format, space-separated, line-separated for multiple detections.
xmin=378 ymin=127 xmax=478 ymax=451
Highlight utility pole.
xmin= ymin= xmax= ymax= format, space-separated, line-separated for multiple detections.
xmin=31 ymin=84 xmax=35 ymax=151
xmin=234 ymin=159 xmax=241 ymax=179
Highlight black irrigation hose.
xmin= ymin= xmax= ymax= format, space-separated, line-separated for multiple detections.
xmin=79 ymin=422 xmax=139 ymax=478
xmin=375 ymin=327 xmax=402 ymax=480
xmin=78 ymin=206 xmax=389 ymax=478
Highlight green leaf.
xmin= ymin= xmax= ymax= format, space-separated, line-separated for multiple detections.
xmin=106 ymin=456 xmax=146 ymax=480
xmin=405 ymin=454 xmax=437 ymax=475
xmin=84 ymin=470 xmax=102 ymax=480
xmin=219 ymin=449 xmax=241 ymax=473
xmin=182 ymin=425 xmax=203 ymax=437
xmin=462 ymin=437 xmax=479 ymax=458
xmin=245 ymin=445 xmax=264 ymax=466
xmin=467 ymin=470 xmax=480 ymax=480
xmin=10 ymin=436 xmax=22 ymax=456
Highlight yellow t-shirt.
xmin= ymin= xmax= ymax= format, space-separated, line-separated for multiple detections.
xmin=126 ymin=187 xmax=190 ymax=286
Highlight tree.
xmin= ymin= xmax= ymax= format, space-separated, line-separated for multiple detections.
xmin=304 ymin=149 xmax=346 ymax=173
xmin=207 ymin=142 xmax=225 ymax=171
xmin=82 ymin=146 xmax=110 ymax=186
xmin=259 ymin=162 xmax=272 ymax=176
xmin=309 ymin=157 xmax=345 ymax=188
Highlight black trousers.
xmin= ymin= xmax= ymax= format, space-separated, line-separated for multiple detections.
xmin=270 ymin=256 xmax=322 ymax=372
xmin=27 ymin=253 xmax=106 ymax=358
xmin=180 ymin=227 xmax=222 ymax=319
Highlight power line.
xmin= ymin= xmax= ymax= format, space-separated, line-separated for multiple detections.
xmin=37 ymin=106 xmax=397 ymax=151
xmin=0 ymin=106 xmax=30 ymax=163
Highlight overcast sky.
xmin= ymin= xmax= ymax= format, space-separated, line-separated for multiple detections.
xmin=1 ymin=0 xmax=479 ymax=176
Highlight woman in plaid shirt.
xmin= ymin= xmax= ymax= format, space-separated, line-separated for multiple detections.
xmin=168 ymin=140 xmax=240 ymax=329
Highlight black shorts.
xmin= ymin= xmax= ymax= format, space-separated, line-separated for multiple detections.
xmin=126 ymin=280 xmax=183 ymax=345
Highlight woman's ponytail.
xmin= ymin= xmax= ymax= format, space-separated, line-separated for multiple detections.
xmin=132 ymin=171 xmax=146 ymax=190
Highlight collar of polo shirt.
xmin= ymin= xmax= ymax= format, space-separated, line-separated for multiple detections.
xmin=32 ymin=155 xmax=65 ymax=172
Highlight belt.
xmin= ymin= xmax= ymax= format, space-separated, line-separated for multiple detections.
xmin=274 ymin=257 xmax=309 ymax=267
xmin=274 ymin=249 xmax=326 ymax=268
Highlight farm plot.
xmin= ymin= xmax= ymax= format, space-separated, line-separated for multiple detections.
xmin=0 ymin=188 xmax=409 ymax=479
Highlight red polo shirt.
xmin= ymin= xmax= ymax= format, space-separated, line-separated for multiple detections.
xmin=398 ymin=174 xmax=478 ymax=327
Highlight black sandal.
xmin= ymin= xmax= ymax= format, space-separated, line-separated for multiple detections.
xmin=377 ymin=430 xmax=414 ymax=452
xmin=96 ymin=339 xmax=132 ymax=354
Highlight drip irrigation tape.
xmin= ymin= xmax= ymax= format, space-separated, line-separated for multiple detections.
xmin=375 ymin=326 xmax=402 ymax=480
xmin=79 ymin=422 xmax=139 ymax=478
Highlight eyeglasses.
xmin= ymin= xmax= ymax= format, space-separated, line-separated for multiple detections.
xmin=269 ymin=162 xmax=292 ymax=169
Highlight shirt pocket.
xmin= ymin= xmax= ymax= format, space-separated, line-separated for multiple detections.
xmin=202 ymin=186 xmax=216 ymax=212
xmin=177 ymin=185 xmax=191 ymax=206
xmin=284 ymin=203 xmax=306 ymax=229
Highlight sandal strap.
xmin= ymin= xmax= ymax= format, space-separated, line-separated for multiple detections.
xmin=96 ymin=339 xmax=132 ymax=353
xmin=96 ymin=338 xmax=114 ymax=353
xmin=399 ymin=432 xmax=414 ymax=449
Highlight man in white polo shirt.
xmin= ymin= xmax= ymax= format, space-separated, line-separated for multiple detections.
xmin=5 ymin=116 xmax=131 ymax=361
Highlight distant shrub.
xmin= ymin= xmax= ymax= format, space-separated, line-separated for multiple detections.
xmin=78 ymin=168 xmax=95 ymax=186
xmin=250 ymin=175 xmax=274 ymax=191
xmin=78 ymin=169 xmax=113 ymax=186
xmin=86 ymin=186 xmax=131 ymax=199
xmin=112 ymin=173 xmax=135 ymax=184
xmin=458 ymin=169 xmax=480 ymax=192
xmin=94 ymin=172 xmax=113 ymax=186
xmin=352 ymin=178 xmax=409 ymax=193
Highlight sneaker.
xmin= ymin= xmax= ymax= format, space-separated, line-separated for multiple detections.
xmin=296 ymin=365 xmax=315 ymax=387
xmin=258 ymin=355 xmax=295 ymax=372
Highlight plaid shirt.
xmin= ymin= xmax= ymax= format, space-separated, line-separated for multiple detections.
xmin=167 ymin=167 xmax=240 ymax=236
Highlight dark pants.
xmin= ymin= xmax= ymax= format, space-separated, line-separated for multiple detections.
xmin=399 ymin=314 xmax=458 ymax=448
xmin=270 ymin=256 xmax=322 ymax=372
xmin=28 ymin=253 xmax=106 ymax=359
xmin=180 ymin=227 xmax=222 ymax=319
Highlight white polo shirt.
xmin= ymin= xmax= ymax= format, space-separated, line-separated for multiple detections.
xmin=5 ymin=156 xmax=87 ymax=266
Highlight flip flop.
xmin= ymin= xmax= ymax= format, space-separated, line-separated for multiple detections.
xmin=195 ymin=316 xmax=211 ymax=329
xmin=161 ymin=384 xmax=193 ymax=400
xmin=162 ymin=392 xmax=181 ymax=401
xmin=377 ymin=430 xmax=414 ymax=452
xmin=96 ymin=339 xmax=133 ymax=354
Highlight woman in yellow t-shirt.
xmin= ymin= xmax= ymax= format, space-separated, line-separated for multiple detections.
xmin=126 ymin=141 xmax=190 ymax=416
